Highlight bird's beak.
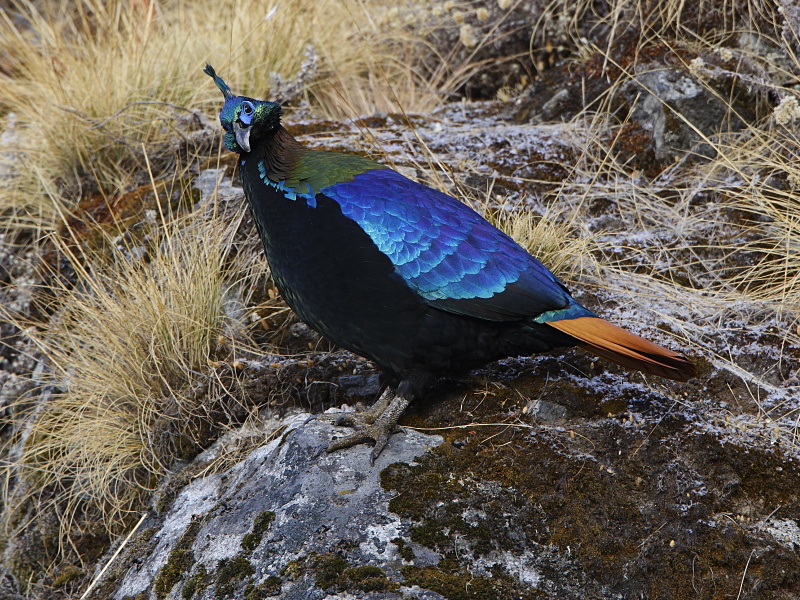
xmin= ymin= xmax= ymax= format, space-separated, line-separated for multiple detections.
xmin=234 ymin=121 xmax=251 ymax=153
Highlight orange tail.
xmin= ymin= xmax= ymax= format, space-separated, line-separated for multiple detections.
xmin=546 ymin=316 xmax=696 ymax=382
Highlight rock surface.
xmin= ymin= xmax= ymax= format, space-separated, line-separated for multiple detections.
xmin=91 ymin=361 xmax=800 ymax=600
xmin=104 ymin=413 xmax=445 ymax=600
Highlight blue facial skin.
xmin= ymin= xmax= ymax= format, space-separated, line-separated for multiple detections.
xmin=239 ymin=101 xmax=255 ymax=125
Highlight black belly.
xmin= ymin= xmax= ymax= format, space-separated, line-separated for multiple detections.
xmin=242 ymin=172 xmax=572 ymax=381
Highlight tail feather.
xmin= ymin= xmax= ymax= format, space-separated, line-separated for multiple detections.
xmin=546 ymin=316 xmax=696 ymax=382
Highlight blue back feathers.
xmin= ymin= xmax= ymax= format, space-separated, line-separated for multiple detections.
xmin=307 ymin=168 xmax=581 ymax=321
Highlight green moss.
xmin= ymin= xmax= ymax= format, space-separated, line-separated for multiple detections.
xmin=241 ymin=511 xmax=276 ymax=553
xmin=154 ymin=549 xmax=193 ymax=599
xmin=181 ymin=575 xmax=197 ymax=599
xmin=215 ymin=555 xmax=254 ymax=598
xmin=391 ymin=537 xmax=415 ymax=561
xmin=400 ymin=565 xmax=541 ymax=600
xmin=137 ymin=527 xmax=159 ymax=545
xmin=312 ymin=553 xmax=349 ymax=589
xmin=154 ymin=520 xmax=203 ymax=599
xmin=303 ymin=553 xmax=398 ymax=593
xmin=243 ymin=575 xmax=282 ymax=599
xmin=240 ymin=532 xmax=261 ymax=554
xmin=280 ymin=559 xmax=304 ymax=581
xmin=344 ymin=565 xmax=384 ymax=579
xmin=182 ymin=565 xmax=209 ymax=600
xmin=343 ymin=565 xmax=395 ymax=592
xmin=379 ymin=374 xmax=800 ymax=599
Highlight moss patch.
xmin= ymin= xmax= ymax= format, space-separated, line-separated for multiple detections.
xmin=392 ymin=537 xmax=415 ymax=561
xmin=153 ymin=519 xmax=203 ymax=599
xmin=244 ymin=575 xmax=282 ymax=598
xmin=241 ymin=510 xmax=276 ymax=553
xmin=181 ymin=564 xmax=210 ymax=600
xmin=311 ymin=553 xmax=349 ymax=590
xmin=343 ymin=565 xmax=394 ymax=592
xmin=305 ymin=553 xmax=397 ymax=593
xmin=215 ymin=555 xmax=255 ymax=598
xmin=280 ymin=557 xmax=305 ymax=581
xmin=381 ymin=369 xmax=800 ymax=599
xmin=401 ymin=565 xmax=542 ymax=600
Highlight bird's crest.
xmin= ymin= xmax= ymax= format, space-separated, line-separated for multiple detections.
xmin=204 ymin=64 xmax=234 ymax=100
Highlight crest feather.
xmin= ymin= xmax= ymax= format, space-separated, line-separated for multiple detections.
xmin=204 ymin=64 xmax=234 ymax=100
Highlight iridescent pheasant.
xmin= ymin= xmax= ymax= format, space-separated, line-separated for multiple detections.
xmin=205 ymin=65 xmax=695 ymax=460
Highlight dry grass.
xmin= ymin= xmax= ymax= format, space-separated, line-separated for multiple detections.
xmin=533 ymin=0 xmax=780 ymax=52
xmin=2 ymin=198 xmax=260 ymax=539
xmin=701 ymin=125 xmax=800 ymax=311
xmin=524 ymin=0 xmax=800 ymax=324
xmin=541 ymin=106 xmax=800 ymax=347
xmin=0 ymin=0 xmax=472 ymax=236
xmin=522 ymin=3 xmax=800 ymax=448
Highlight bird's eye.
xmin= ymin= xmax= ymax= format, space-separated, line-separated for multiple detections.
xmin=242 ymin=102 xmax=254 ymax=115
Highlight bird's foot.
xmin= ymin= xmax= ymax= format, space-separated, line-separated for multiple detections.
xmin=326 ymin=420 xmax=399 ymax=463
xmin=326 ymin=390 xmax=410 ymax=463
xmin=320 ymin=387 xmax=396 ymax=428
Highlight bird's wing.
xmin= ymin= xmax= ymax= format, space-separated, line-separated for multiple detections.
xmin=320 ymin=168 xmax=575 ymax=322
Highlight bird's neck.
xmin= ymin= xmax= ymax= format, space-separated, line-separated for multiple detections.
xmin=252 ymin=125 xmax=304 ymax=181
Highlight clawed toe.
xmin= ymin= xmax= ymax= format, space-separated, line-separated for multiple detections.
xmin=333 ymin=410 xmax=372 ymax=428
xmin=326 ymin=421 xmax=398 ymax=463
xmin=324 ymin=390 xmax=411 ymax=461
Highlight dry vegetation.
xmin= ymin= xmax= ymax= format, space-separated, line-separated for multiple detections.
xmin=12 ymin=207 xmax=255 ymax=533
xmin=0 ymin=0 xmax=459 ymax=233
xmin=0 ymin=0 xmax=799 ymax=595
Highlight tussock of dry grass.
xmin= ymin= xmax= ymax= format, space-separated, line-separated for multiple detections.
xmin=3 ymin=204 xmax=259 ymax=535
xmin=0 ymin=0 xmax=464 ymax=235
xmin=522 ymin=22 xmax=800 ymax=443
xmin=696 ymin=125 xmax=800 ymax=310
xmin=527 ymin=0 xmax=800 ymax=325
xmin=546 ymin=108 xmax=800 ymax=334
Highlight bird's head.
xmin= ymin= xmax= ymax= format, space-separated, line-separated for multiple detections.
xmin=204 ymin=64 xmax=282 ymax=154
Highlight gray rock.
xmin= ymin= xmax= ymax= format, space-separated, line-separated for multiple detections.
xmin=110 ymin=413 xmax=443 ymax=600
xmin=623 ymin=67 xmax=747 ymax=161
xmin=526 ymin=398 xmax=569 ymax=421
xmin=338 ymin=374 xmax=382 ymax=400
xmin=193 ymin=169 xmax=243 ymax=207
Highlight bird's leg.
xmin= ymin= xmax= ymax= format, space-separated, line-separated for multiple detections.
xmin=326 ymin=389 xmax=411 ymax=462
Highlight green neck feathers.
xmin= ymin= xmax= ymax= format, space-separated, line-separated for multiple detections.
xmin=256 ymin=126 xmax=387 ymax=196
